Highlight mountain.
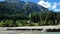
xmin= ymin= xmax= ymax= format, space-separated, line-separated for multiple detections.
xmin=0 ymin=1 xmax=49 ymax=15
xmin=0 ymin=0 xmax=60 ymax=27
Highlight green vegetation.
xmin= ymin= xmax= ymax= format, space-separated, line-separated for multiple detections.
xmin=0 ymin=11 xmax=60 ymax=27
xmin=31 ymin=11 xmax=60 ymax=26
xmin=0 ymin=2 xmax=60 ymax=27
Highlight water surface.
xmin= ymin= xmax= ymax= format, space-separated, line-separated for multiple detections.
xmin=0 ymin=30 xmax=60 ymax=34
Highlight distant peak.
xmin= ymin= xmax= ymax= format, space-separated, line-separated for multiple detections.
xmin=5 ymin=0 xmax=20 ymax=3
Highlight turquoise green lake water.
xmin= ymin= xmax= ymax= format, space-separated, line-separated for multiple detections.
xmin=0 ymin=30 xmax=60 ymax=34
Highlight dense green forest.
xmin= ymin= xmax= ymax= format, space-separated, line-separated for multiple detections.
xmin=0 ymin=11 xmax=60 ymax=27
xmin=0 ymin=2 xmax=60 ymax=27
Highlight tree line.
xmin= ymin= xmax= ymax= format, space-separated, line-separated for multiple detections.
xmin=0 ymin=11 xmax=60 ymax=27
xmin=31 ymin=11 xmax=60 ymax=26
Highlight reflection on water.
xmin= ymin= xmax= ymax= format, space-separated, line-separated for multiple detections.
xmin=0 ymin=30 xmax=60 ymax=34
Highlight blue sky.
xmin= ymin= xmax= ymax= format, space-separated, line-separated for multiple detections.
xmin=21 ymin=0 xmax=60 ymax=12
xmin=0 ymin=0 xmax=60 ymax=12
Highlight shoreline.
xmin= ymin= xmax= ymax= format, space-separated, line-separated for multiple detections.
xmin=0 ymin=25 xmax=60 ymax=32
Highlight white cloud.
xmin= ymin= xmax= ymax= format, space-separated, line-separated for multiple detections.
xmin=37 ymin=0 xmax=58 ymax=10
xmin=51 ymin=3 xmax=57 ymax=9
xmin=37 ymin=0 xmax=51 ymax=8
